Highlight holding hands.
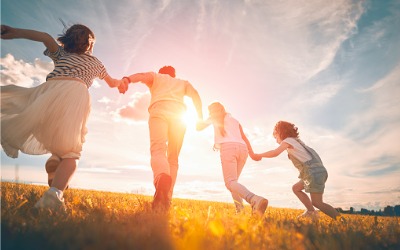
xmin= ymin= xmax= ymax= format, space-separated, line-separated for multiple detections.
xmin=118 ymin=77 xmax=130 ymax=94
xmin=249 ymin=151 xmax=262 ymax=161
xmin=244 ymin=139 xmax=262 ymax=161
xmin=196 ymin=119 xmax=207 ymax=131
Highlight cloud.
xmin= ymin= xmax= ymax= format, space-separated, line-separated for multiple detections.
xmin=117 ymin=91 xmax=150 ymax=121
xmin=0 ymin=54 xmax=53 ymax=87
xmin=362 ymin=164 xmax=400 ymax=177
xmin=159 ymin=0 xmax=172 ymax=12
xmin=91 ymin=80 xmax=102 ymax=89
xmin=296 ymin=82 xmax=343 ymax=106
xmin=173 ymin=180 xmax=229 ymax=202
xmin=344 ymin=63 xmax=400 ymax=141
xmin=357 ymin=62 xmax=400 ymax=95
xmin=347 ymin=155 xmax=400 ymax=177
xmin=364 ymin=187 xmax=400 ymax=195
xmin=239 ymin=0 xmax=366 ymax=83
xmin=194 ymin=0 xmax=206 ymax=47
xmin=78 ymin=167 xmax=121 ymax=174
xmin=97 ymin=96 xmax=113 ymax=104
xmin=119 ymin=164 xmax=150 ymax=171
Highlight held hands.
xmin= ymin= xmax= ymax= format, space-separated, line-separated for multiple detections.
xmin=118 ymin=77 xmax=130 ymax=94
xmin=249 ymin=151 xmax=262 ymax=161
xmin=195 ymin=120 xmax=203 ymax=131
xmin=196 ymin=119 xmax=207 ymax=131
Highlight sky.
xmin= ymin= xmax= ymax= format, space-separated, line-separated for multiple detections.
xmin=1 ymin=0 xmax=400 ymax=211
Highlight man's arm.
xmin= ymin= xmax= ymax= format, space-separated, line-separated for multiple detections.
xmin=186 ymin=84 xmax=203 ymax=121
xmin=103 ymin=75 xmax=125 ymax=88
xmin=126 ymin=72 xmax=154 ymax=87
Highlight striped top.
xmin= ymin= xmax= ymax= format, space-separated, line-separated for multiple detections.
xmin=44 ymin=46 xmax=108 ymax=88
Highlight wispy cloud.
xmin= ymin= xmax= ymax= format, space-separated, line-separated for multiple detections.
xmin=194 ymin=0 xmax=206 ymax=50
xmin=344 ymin=64 xmax=400 ymax=141
xmin=296 ymin=82 xmax=343 ymax=106
xmin=239 ymin=0 xmax=366 ymax=83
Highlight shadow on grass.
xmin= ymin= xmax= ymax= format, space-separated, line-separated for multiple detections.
xmin=2 ymin=206 xmax=174 ymax=250
xmin=1 ymin=183 xmax=174 ymax=250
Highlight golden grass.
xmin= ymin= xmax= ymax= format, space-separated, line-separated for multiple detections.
xmin=1 ymin=181 xmax=399 ymax=250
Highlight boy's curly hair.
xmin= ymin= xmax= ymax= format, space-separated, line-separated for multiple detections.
xmin=274 ymin=121 xmax=299 ymax=140
xmin=57 ymin=24 xmax=95 ymax=54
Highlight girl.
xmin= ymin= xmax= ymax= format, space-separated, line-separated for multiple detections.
xmin=252 ymin=121 xmax=340 ymax=219
xmin=196 ymin=102 xmax=268 ymax=215
xmin=1 ymin=24 xmax=127 ymax=211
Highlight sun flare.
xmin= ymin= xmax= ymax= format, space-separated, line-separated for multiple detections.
xmin=182 ymin=98 xmax=199 ymax=128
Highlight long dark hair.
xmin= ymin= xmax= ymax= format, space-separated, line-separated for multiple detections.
xmin=57 ymin=22 xmax=95 ymax=54
xmin=208 ymin=102 xmax=227 ymax=137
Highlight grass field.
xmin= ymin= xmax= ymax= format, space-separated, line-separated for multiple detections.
xmin=1 ymin=181 xmax=399 ymax=250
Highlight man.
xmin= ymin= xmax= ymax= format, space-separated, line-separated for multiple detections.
xmin=122 ymin=66 xmax=203 ymax=209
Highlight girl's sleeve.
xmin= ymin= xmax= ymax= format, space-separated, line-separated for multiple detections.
xmin=282 ymin=138 xmax=295 ymax=147
xmin=43 ymin=45 xmax=63 ymax=62
xmin=98 ymin=63 xmax=108 ymax=80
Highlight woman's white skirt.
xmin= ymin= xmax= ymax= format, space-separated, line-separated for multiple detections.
xmin=1 ymin=78 xmax=91 ymax=159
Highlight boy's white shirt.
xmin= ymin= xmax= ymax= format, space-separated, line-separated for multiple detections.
xmin=283 ymin=137 xmax=312 ymax=162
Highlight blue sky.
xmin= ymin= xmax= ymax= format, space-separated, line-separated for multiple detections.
xmin=1 ymin=0 xmax=400 ymax=211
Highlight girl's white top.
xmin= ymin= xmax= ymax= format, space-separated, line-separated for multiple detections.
xmin=205 ymin=113 xmax=246 ymax=149
xmin=282 ymin=137 xmax=312 ymax=162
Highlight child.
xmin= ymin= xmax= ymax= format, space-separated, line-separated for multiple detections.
xmin=251 ymin=121 xmax=340 ymax=219
xmin=1 ymin=24 xmax=127 ymax=211
xmin=196 ymin=102 xmax=268 ymax=215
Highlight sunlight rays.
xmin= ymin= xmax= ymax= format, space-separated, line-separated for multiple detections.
xmin=182 ymin=97 xmax=200 ymax=129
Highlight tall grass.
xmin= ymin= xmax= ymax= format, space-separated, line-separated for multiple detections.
xmin=1 ymin=182 xmax=399 ymax=250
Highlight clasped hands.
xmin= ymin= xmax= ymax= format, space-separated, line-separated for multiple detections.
xmin=249 ymin=150 xmax=262 ymax=161
xmin=117 ymin=77 xmax=130 ymax=94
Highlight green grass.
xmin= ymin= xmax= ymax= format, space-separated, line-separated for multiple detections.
xmin=1 ymin=181 xmax=399 ymax=250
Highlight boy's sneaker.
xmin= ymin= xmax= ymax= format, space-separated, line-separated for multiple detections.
xmin=34 ymin=188 xmax=66 ymax=212
xmin=251 ymin=195 xmax=268 ymax=215
xmin=297 ymin=210 xmax=319 ymax=219
xmin=45 ymin=154 xmax=61 ymax=186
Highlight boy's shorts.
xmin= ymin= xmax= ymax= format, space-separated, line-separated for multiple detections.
xmin=302 ymin=167 xmax=328 ymax=193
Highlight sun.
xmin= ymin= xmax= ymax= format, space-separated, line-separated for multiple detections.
xmin=182 ymin=97 xmax=199 ymax=128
